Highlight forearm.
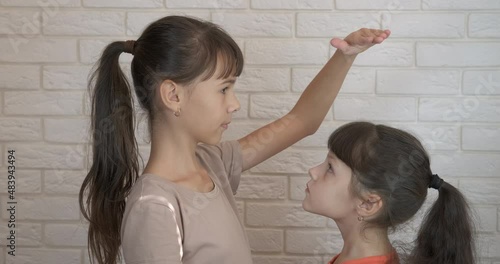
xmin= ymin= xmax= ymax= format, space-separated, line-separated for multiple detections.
xmin=290 ymin=50 xmax=356 ymax=135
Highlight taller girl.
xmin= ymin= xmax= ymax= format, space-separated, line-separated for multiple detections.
xmin=79 ymin=15 xmax=390 ymax=264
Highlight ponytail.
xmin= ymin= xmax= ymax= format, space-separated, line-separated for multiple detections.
xmin=409 ymin=181 xmax=475 ymax=264
xmin=79 ymin=41 xmax=140 ymax=264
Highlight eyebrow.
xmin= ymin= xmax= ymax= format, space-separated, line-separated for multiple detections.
xmin=221 ymin=78 xmax=236 ymax=85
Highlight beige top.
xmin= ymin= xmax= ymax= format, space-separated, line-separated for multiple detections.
xmin=121 ymin=141 xmax=252 ymax=264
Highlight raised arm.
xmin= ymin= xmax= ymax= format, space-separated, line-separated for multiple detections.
xmin=238 ymin=29 xmax=391 ymax=171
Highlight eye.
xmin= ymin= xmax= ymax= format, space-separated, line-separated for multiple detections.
xmin=221 ymin=87 xmax=229 ymax=94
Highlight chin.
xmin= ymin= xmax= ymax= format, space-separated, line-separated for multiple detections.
xmin=302 ymin=200 xmax=310 ymax=212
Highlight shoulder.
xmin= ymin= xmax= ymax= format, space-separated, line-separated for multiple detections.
xmin=196 ymin=140 xmax=240 ymax=159
xmin=126 ymin=174 xmax=180 ymax=209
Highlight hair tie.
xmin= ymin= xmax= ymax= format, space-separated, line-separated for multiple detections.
xmin=429 ymin=174 xmax=444 ymax=190
xmin=124 ymin=40 xmax=136 ymax=55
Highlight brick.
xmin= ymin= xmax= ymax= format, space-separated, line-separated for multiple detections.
xmin=334 ymin=97 xmax=416 ymax=121
xmin=0 ymin=11 xmax=40 ymax=35
xmin=423 ymin=0 xmax=500 ymax=9
xmin=238 ymin=67 xmax=290 ymax=92
xmin=0 ymin=38 xmax=76 ymax=62
xmin=295 ymin=122 xmax=340 ymax=147
xmin=44 ymin=118 xmax=89 ymax=143
xmin=246 ymin=40 xmax=328 ymax=65
xmin=477 ymin=235 xmax=500 ymax=258
xmin=474 ymin=206 xmax=498 ymax=232
xmin=43 ymin=11 xmax=124 ymax=35
xmin=250 ymin=94 xmax=333 ymax=120
xmin=433 ymin=154 xmax=500 ymax=177
xmin=213 ymin=13 xmax=293 ymax=37
xmin=0 ymin=65 xmax=40 ymax=90
xmin=4 ymin=91 xmax=82 ymax=115
xmin=0 ymin=0 xmax=80 ymax=6
xmin=253 ymin=0 xmax=332 ymax=9
xmin=4 ymin=144 xmax=84 ymax=169
xmin=419 ymin=98 xmax=500 ymax=122
xmin=0 ymin=223 xmax=42 ymax=246
xmin=354 ymin=42 xmax=414 ymax=66
xmin=45 ymin=224 xmax=87 ymax=246
xmin=43 ymin=65 xmax=91 ymax=90
xmin=383 ymin=13 xmax=465 ymax=38
xmin=417 ymin=42 xmax=500 ymax=67
xmin=335 ymin=0 xmax=420 ymax=10
xmin=246 ymin=203 xmax=327 ymax=227
xmin=1 ymin=196 xmax=79 ymax=220
xmin=253 ymin=256 xmax=323 ymax=264
xmin=44 ymin=170 xmax=86 ymax=194
xmin=377 ymin=70 xmax=460 ymax=95
xmin=80 ymin=39 xmax=132 ymax=65
xmin=83 ymin=0 xmax=162 ymax=7
xmin=246 ymin=229 xmax=283 ymax=252
xmin=290 ymin=176 xmax=309 ymax=201
xmin=393 ymin=124 xmax=460 ymax=151
xmin=463 ymin=126 xmax=500 ymax=151
xmin=0 ymin=169 xmax=41 ymax=194
xmin=463 ymin=71 xmax=500 ymax=95
xmin=0 ymin=118 xmax=41 ymax=141
xmin=236 ymin=176 xmax=287 ymax=199
xmin=234 ymin=93 xmax=249 ymax=120
xmin=166 ymin=0 xmax=247 ymax=8
xmin=8 ymin=249 xmax=80 ymax=264
xmin=126 ymin=12 xmax=210 ymax=36
xmin=469 ymin=14 xmax=500 ymax=38
xmin=460 ymin=178 xmax=500 ymax=206
xmin=285 ymin=230 xmax=341 ymax=254
xmin=292 ymin=68 xmax=375 ymax=94
xmin=253 ymin=150 xmax=325 ymax=174
xmin=297 ymin=13 xmax=380 ymax=37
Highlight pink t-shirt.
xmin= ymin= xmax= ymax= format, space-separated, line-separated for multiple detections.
xmin=121 ymin=141 xmax=252 ymax=264
xmin=328 ymin=250 xmax=399 ymax=264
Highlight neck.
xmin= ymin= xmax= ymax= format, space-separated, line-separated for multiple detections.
xmin=334 ymin=217 xmax=392 ymax=262
xmin=143 ymin=120 xmax=202 ymax=180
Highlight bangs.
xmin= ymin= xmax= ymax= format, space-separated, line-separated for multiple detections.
xmin=327 ymin=122 xmax=379 ymax=172
xmin=198 ymin=26 xmax=244 ymax=81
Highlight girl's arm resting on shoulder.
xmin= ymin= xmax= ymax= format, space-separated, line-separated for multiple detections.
xmin=121 ymin=200 xmax=183 ymax=264
xmin=238 ymin=29 xmax=391 ymax=171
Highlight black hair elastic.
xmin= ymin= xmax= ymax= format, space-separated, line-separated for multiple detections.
xmin=124 ymin=40 xmax=136 ymax=55
xmin=429 ymin=174 xmax=444 ymax=189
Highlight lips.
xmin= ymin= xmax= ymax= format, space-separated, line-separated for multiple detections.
xmin=221 ymin=121 xmax=231 ymax=129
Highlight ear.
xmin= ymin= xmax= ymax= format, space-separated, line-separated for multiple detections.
xmin=159 ymin=79 xmax=183 ymax=112
xmin=356 ymin=193 xmax=383 ymax=219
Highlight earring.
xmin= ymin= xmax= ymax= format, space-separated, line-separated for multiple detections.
xmin=174 ymin=107 xmax=181 ymax=117
xmin=357 ymin=216 xmax=364 ymax=222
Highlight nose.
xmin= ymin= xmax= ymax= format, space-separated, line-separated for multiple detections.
xmin=308 ymin=164 xmax=321 ymax=181
xmin=228 ymin=93 xmax=241 ymax=113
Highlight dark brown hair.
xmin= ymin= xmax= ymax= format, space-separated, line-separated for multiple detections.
xmin=79 ymin=16 xmax=244 ymax=264
xmin=328 ymin=121 xmax=475 ymax=264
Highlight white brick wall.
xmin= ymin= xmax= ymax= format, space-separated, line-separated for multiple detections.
xmin=0 ymin=1 xmax=499 ymax=263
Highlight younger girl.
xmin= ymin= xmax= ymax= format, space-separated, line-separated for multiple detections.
xmin=303 ymin=121 xmax=475 ymax=264
xmin=79 ymin=15 xmax=390 ymax=264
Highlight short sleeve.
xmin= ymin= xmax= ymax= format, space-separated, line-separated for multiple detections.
xmin=121 ymin=197 xmax=183 ymax=264
xmin=196 ymin=140 xmax=243 ymax=194
xmin=219 ymin=140 xmax=243 ymax=189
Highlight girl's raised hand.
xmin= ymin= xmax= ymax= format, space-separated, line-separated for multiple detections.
xmin=330 ymin=28 xmax=391 ymax=56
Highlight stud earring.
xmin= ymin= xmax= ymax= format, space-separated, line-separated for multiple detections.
xmin=174 ymin=108 xmax=181 ymax=117
xmin=357 ymin=216 xmax=364 ymax=221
